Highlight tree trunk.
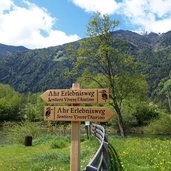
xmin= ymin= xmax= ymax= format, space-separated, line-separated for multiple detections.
xmin=166 ymin=93 xmax=171 ymax=113
xmin=117 ymin=113 xmax=125 ymax=137
xmin=113 ymin=101 xmax=125 ymax=137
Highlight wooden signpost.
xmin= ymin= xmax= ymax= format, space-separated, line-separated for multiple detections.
xmin=40 ymin=88 xmax=109 ymax=104
xmin=41 ymin=83 xmax=115 ymax=171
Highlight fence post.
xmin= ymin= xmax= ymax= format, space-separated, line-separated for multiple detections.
xmin=102 ymin=136 xmax=109 ymax=171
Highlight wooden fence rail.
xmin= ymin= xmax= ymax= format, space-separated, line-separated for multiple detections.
xmin=83 ymin=123 xmax=109 ymax=171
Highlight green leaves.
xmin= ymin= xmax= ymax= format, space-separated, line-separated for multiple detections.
xmin=0 ymin=84 xmax=22 ymax=121
xmin=0 ymin=84 xmax=45 ymax=122
xmin=87 ymin=12 xmax=119 ymax=37
xmin=160 ymin=79 xmax=171 ymax=94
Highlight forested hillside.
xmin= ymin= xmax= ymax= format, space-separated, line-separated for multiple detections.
xmin=0 ymin=44 xmax=77 ymax=92
xmin=0 ymin=43 xmax=28 ymax=57
xmin=0 ymin=30 xmax=170 ymax=99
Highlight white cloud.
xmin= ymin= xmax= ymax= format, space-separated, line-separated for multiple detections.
xmin=1 ymin=0 xmax=171 ymax=48
xmin=149 ymin=0 xmax=171 ymax=18
xmin=149 ymin=18 xmax=171 ymax=33
xmin=72 ymin=0 xmax=121 ymax=15
xmin=0 ymin=0 xmax=80 ymax=49
xmin=120 ymin=0 xmax=171 ymax=33
xmin=72 ymin=0 xmax=171 ymax=33
xmin=0 ymin=0 xmax=13 ymax=13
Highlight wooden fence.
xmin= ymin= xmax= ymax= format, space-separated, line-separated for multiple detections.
xmin=83 ymin=123 xmax=109 ymax=171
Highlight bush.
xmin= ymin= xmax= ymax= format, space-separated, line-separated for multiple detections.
xmin=4 ymin=121 xmax=43 ymax=144
xmin=144 ymin=113 xmax=171 ymax=135
xmin=24 ymin=93 xmax=44 ymax=122
xmin=132 ymin=103 xmax=159 ymax=126
xmin=33 ymin=134 xmax=57 ymax=145
xmin=0 ymin=84 xmax=22 ymax=121
xmin=50 ymin=138 xmax=69 ymax=149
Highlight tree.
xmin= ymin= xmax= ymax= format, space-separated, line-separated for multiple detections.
xmin=0 ymin=84 xmax=22 ymax=121
xmin=24 ymin=93 xmax=44 ymax=121
xmin=67 ymin=13 xmax=146 ymax=137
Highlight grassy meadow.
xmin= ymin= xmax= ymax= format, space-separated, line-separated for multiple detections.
xmin=0 ymin=134 xmax=98 ymax=171
xmin=0 ymin=133 xmax=171 ymax=171
xmin=110 ymin=136 xmax=171 ymax=171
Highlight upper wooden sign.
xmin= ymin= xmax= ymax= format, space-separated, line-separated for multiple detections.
xmin=40 ymin=88 xmax=109 ymax=104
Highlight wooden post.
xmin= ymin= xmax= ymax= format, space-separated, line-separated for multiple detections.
xmin=102 ymin=141 xmax=109 ymax=170
xmin=70 ymin=83 xmax=80 ymax=171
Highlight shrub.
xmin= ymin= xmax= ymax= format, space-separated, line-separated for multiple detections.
xmin=50 ymin=138 xmax=69 ymax=149
xmin=144 ymin=113 xmax=171 ymax=135
xmin=4 ymin=121 xmax=43 ymax=144
xmin=0 ymin=84 xmax=22 ymax=121
xmin=132 ymin=103 xmax=159 ymax=126
xmin=33 ymin=134 xmax=58 ymax=145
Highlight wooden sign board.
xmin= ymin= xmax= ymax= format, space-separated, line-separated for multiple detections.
xmin=41 ymin=88 xmax=109 ymax=104
xmin=44 ymin=106 xmax=115 ymax=122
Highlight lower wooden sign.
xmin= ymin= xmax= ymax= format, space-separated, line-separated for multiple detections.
xmin=44 ymin=106 xmax=115 ymax=122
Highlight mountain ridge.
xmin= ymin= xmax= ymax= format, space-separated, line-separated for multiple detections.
xmin=0 ymin=30 xmax=170 ymax=96
xmin=0 ymin=43 xmax=28 ymax=57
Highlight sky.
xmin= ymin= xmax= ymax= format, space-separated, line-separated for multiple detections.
xmin=0 ymin=0 xmax=171 ymax=49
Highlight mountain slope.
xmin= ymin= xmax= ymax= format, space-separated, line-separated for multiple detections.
xmin=0 ymin=30 xmax=170 ymax=95
xmin=0 ymin=45 xmax=74 ymax=92
xmin=0 ymin=43 xmax=28 ymax=57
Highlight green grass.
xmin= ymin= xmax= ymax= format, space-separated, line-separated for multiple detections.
xmin=1 ymin=134 xmax=171 ymax=171
xmin=0 ymin=143 xmax=70 ymax=171
xmin=0 ymin=135 xmax=98 ymax=171
xmin=109 ymin=136 xmax=171 ymax=171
